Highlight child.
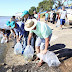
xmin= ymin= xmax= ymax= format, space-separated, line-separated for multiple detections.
xmin=0 ymin=28 xmax=11 ymax=43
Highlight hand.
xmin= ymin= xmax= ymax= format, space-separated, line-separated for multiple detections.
xmin=18 ymin=38 xmax=20 ymax=41
xmin=41 ymin=49 xmax=47 ymax=54
xmin=27 ymin=42 xmax=30 ymax=45
xmin=14 ymin=34 xmax=16 ymax=38
xmin=17 ymin=38 xmax=20 ymax=43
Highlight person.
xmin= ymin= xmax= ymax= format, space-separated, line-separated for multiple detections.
xmin=25 ymin=19 xmax=52 ymax=67
xmin=10 ymin=21 xmax=24 ymax=45
xmin=16 ymin=18 xmax=28 ymax=49
xmin=21 ymin=10 xmax=35 ymax=22
xmin=55 ymin=13 xmax=59 ymax=23
xmin=55 ymin=7 xmax=58 ymax=13
xmin=0 ymin=28 xmax=11 ymax=43
xmin=38 ymin=13 xmax=40 ymax=21
xmin=33 ymin=11 xmax=38 ymax=20
xmin=59 ymin=6 xmax=67 ymax=29
xmin=6 ymin=21 xmax=16 ymax=48
xmin=53 ymin=11 xmax=56 ymax=24
xmin=45 ymin=11 xmax=49 ymax=23
xmin=50 ymin=11 xmax=53 ymax=23
xmin=10 ymin=16 xmax=17 ymax=22
xmin=21 ymin=10 xmax=36 ymax=48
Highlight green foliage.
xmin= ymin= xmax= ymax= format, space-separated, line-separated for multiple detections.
xmin=28 ymin=0 xmax=64 ymax=15
xmin=29 ymin=6 xmax=36 ymax=15
xmin=29 ymin=0 xmax=54 ymax=14
xmin=38 ymin=0 xmax=53 ymax=12
xmin=37 ymin=7 xmax=39 ymax=13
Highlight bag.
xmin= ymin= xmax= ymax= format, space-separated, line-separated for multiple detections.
xmin=23 ymin=45 xmax=34 ymax=61
xmin=1 ymin=37 xmax=7 ymax=44
xmin=37 ymin=51 xmax=61 ymax=67
xmin=56 ymin=19 xmax=60 ymax=27
xmin=64 ymin=19 xmax=69 ymax=26
xmin=14 ymin=42 xmax=22 ymax=55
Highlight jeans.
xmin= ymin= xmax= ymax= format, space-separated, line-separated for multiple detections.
xmin=23 ymin=37 xmax=27 ymax=49
xmin=31 ymin=37 xmax=34 ymax=48
xmin=23 ymin=36 xmax=35 ymax=49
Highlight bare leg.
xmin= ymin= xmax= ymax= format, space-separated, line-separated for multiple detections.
xmin=61 ymin=25 xmax=62 ymax=28
xmin=35 ymin=46 xmax=40 ymax=61
xmin=35 ymin=46 xmax=40 ymax=54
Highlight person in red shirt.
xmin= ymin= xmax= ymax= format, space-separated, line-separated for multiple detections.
xmin=38 ymin=13 xmax=40 ymax=21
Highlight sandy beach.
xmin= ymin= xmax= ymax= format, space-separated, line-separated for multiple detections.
xmin=0 ymin=18 xmax=72 ymax=72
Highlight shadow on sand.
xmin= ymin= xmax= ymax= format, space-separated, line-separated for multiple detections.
xmin=48 ymin=44 xmax=72 ymax=62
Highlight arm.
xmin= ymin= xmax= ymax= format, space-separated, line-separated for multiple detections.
xmin=66 ymin=14 xmax=68 ymax=19
xmin=59 ymin=13 xmax=61 ymax=19
xmin=27 ymin=33 xmax=33 ymax=45
xmin=41 ymin=37 xmax=49 ymax=54
xmin=66 ymin=15 xmax=67 ymax=19
xmin=19 ymin=35 xmax=23 ymax=41
xmin=45 ymin=37 xmax=49 ymax=50
xmin=11 ymin=29 xmax=16 ymax=38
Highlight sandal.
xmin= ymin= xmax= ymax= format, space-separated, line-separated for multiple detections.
xmin=37 ymin=62 xmax=43 ymax=67
xmin=34 ymin=57 xmax=39 ymax=61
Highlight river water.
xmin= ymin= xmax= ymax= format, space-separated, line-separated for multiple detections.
xmin=0 ymin=16 xmax=11 ymax=63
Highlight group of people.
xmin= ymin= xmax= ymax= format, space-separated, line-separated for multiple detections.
xmin=45 ymin=6 xmax=67 ymax=30
xmin=0 ymin=6 xmax=67 ymax=67
xmin=0 ymin=10 xmax=52 ymax=67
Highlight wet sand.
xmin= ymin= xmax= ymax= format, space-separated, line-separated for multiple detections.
xmin=0 ymin=19 xmax=72 ymax=72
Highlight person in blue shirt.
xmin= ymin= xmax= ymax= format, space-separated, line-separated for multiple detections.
xmin=16 ymin=19 xmax=28 ymax=49
xmin=10 ymin=21 xmax=24 ymax=42
xmin=21 ymin=10 xmax=37 ymax=48
xmin=45 ymin=11 xmax=49 ymax=23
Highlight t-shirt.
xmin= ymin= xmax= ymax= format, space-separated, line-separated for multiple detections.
xmin=34 ymin=14 xmax=38 ymax=19
xmin=50 ymin=12 xmax=53 ymax=18
xmin=16 ymin=21 xmax=24 ymax=30
xmin=38 ymin=14 xmax=40 ymax=18
xmin=14 ymin=23 xmax=24 ymax=36
xmin=16 ymin=21 xmax=28 ymax=37
xmin=45 ymin=13 xmax=49 ymax=18
xmin=30 ymin=21 xmax=52 ymax=38
xmin=60 ymin=10 xmax=67 ymax=19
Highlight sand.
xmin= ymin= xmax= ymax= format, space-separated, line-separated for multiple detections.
xmin=0 ymin=18 xmax=72 ymax=72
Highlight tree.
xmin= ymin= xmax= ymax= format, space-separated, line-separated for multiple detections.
xmin=36 ymin=7 xmax=39 ymax=13
xmin=29 ymin=7 xmax=36 ymax=15
xmin=38 ymin=0 xmax=54 ymax=12
xmin=28 ymin=0 xmax=66 ymax=14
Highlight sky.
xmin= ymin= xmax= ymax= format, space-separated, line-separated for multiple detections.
xmin=0 ymin=0 xmax=43 ymax=16
xmin=0 ymin=0 xmax=72 ymax=16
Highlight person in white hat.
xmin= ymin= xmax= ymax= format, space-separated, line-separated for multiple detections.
xmin=25 ymin=19 xmax=52 ymax=67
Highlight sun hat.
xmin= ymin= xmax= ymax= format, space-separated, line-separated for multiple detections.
xmin=6 ymin=21 xmax=10 ymax=26
xmin=24 ymin=19 xmax=37 ymax=31
xmin=21 ymin=10 xmax=29 ymax=17
xmin=10 ymin=21 xmax=15 ymax=29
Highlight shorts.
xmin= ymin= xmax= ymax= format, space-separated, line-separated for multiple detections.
xmin=60 ymin=19 xmax=65 ymax=25
xmin=38 ymin=18 xmax=40 ymax=21
xmin=35 ymin=33 xmax=52 ymax=50
xmin=45 ymin=17 xmax=48 ymax=21
xmin=4 ymin=30 xmax=11 ymax=37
